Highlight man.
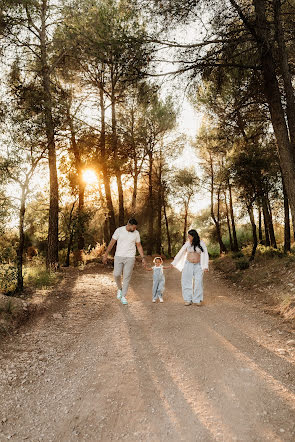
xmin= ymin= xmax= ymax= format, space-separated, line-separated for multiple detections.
xmin=102 ymin=218 xmax=146 ymax=305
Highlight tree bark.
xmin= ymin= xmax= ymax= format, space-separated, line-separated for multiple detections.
xmin=252 ymin=0 xmax=295 ymax=230
xmin=210 ymin=157 xmax=227 ymax=254
xmin=99 ymin=87 xmax=116 ymax=237
xmin=40 ymin=1 xmax=59 ymax=270
xmin=111 ymin=86 xmax=124 ymax=226
xmin=17 ymin=187 xmax=26 ymax=291
xmin=182 ymin=202 xmax=189 ymax=245
xmin=282 ymin=177 xmax=291 ymax=252
xmin=262 ymin=195 xmax=277 ymax=248
xmin=258 ymin=204 xmax=263 ymax=243
xmin=147 ymin=150 xmax=154 ymax=255
xmin=156 ymin=158 xmax=162 ymax=254
xmin=228 ymin=180 xmax=239 ymax=251
xmin=224 ymin=191 xmax=233 ymax=250
xmin=262 ymin=203 xmax=271 ymax=246
xmin=163 ymin=194 xmax=171 ymax=257
xmin=248 ymin=204 xmax=258 ymax=261
xmin=230 ymin=0 xmax=295 ymax=231
xmin=273 ymin=0 xmax=295 ymax=150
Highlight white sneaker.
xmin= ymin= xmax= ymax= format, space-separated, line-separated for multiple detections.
xmin=159 ymin=297 xmax=164 ymax=303
xmin=121 ymin=296 xmax=128 ymax=305
xmin=117 ymin=289 xmax=122 ymax=300
xmin=152 ymin=299 xmax=156 ymax=303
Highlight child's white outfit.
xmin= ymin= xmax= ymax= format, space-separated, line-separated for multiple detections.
xmin=152 ymin=265 xmax=165 ymax=301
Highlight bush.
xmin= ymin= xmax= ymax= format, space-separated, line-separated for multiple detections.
xmin=207 ymin=243 xmax=220 ymax=259
xmin=235 ymin=257 xmax=250 ymax=270
xmin=232 ymin=251 xmax=244 ymax=259
xmin=257 ymin=245 xmax=285 ymax=259
xmin=0 ymin=265 xmax=18 ymax=294
xmin=24 ymin=265 xmax=59 ymax=288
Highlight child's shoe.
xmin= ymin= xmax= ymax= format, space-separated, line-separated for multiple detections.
xmin=152 ymin=299 xmax=156 ymax=303
xmin=121 ymin=296 xmax=128 ymax=305
xmin=117 ymin=289 xmax=122 ymax=299
xmin=159 ymin=297 xmax=164 ymax=303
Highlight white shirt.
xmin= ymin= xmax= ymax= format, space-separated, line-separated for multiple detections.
xmin=171 ymin=240 xmax=209 ymax=271
xmin=112 ymin=226 xmax=141 ymax=257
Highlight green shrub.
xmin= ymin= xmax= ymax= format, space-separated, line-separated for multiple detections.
xmin=24 ymin=265 xmax=59 ymax=288
xmin=207 ymin=243 xmax=220 ymax=258
xmin=232 ymin=251 xmax=244 ymax=259
xmin=235 ymin=257 xmax=250 ymax=270
xmin=0 ymin=265 xmax=18 ymax=294
xmin=257 ymin=245 xmax=285 ymax=259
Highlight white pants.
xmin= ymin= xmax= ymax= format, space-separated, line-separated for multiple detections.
xmin=113 ymin=256 xmax=135 ymax=298
xmin=181 ymin=261 xmax=203 ymax=303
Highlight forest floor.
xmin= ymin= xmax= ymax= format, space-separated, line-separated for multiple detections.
xmin=0 ymin=260 xmax=295 ymax=441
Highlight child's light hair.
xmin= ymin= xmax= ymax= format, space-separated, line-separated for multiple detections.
xmin=153 ymin=256 xmax=163 ymax=264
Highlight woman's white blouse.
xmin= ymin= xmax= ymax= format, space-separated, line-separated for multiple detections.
xmin=171 ymin=240 xmax=209 ymax=272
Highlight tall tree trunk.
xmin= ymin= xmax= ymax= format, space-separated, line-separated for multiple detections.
xmin=210 ymin=157 xmax=227 ymax=254
xmin=283 ymin=177 xmax=291 ymax=253
xmin=17 ymin=187 xmax=26 ymax=291
xmin=252 ymin=0 xmax=295 ymax=227
xmin=248 ymin=203 xmax=258 ymax=261
xmin=99 ymin=87 xmax=116 ymax=237
xmin=40 ymin=2 xmax=59 ymax=270
xmin=262 ymin=195 xmax=277 ymax=248
xmin=258 ymin=205 xmax=263 ymax=243
xmin=228 ymin=180 xmax=239 ymax=251
xmin=65 ymin=201 xmax=76 ymax=267
xmin=147 ymin=150 xmax=154 ymax=255
xmin=163 ymin=195 xmax=171 ymax=257
xmin=224 ymin=191 xmax=233 ymax=250
xmin=111 ymin=87 xmax=124 ymax=226
xmin=66 ymin=104 xmax=85 ymax=252
xmin=183 ymin=202 xmax=189 ymax=245
xmin=156 ymin=159 xmax=162 ymax=254
xmin=266 ymin=195 xmax=277 ymax=248
xmin=262 ymin=204 xmax=271 ymax=246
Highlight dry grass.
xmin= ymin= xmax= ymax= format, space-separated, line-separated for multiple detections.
xmin=213 ymin=248 xmax=295 ymax=322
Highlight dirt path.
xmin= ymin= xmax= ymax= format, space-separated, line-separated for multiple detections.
xmin=0 ymin=262 xmax=295 ymax=442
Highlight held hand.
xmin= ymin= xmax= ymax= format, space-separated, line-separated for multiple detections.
xmin=102 ymin=254 xmax=108 ymax=265
xmin=141 ymin=257 xmax=146 ymax=267
xmin=203 ymin=269 xmax=209 ymax=273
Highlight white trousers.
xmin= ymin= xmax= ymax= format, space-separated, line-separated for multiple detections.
xmin=181 ymin=261 xmax=203 ymax=303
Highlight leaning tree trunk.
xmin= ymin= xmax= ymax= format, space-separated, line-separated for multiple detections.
xmin=266 ymin=195 xmax=277 ymax=248
xmin=40 ymin=6 xmax=59 ymax=270
xmin=248 ymin=203 xmax=258 ymax=261
xmin=210 ymin=158 xmax=227 ymax=254
xmin=273 ymin=0 xmax=295 ymax=150
xmin=283 ymin=177 xmax=291 ymax=253
xmin=230 ymin=0 xmax=295 ymax=229
xmin=16 ymin=187 xmax=26 ymax=291
xmin=262 ymin=204 xmax=271 ymax=246
xmin=252 ymin=0 xmax=295 ymax=228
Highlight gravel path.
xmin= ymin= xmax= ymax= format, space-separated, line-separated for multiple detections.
xmin=0 ymin=262 xmax=295 ymax=441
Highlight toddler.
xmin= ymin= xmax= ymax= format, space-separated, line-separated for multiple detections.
xmin=145 ymin=257 xmax=171 ymax=303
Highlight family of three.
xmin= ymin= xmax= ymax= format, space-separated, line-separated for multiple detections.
xmin=102 ymin=218 xmax=209 ymax=306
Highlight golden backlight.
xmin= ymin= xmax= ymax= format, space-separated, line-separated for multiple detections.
xmin=82 ymin=169 xmax=97 ymax=185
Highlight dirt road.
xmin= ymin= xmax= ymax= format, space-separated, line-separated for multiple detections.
xmin=0 ymin=262 xmax=295 ymax=441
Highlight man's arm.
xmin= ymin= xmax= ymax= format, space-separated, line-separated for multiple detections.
xmin=136 ymin=242 xmax=146 ymax=267
xmin=102 ymin=238 xmax=117 ymax=264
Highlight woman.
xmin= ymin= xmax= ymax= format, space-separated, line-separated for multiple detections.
xmin=171 ymin=229 xmax=209 ymax=306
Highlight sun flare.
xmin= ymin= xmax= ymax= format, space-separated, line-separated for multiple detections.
xmin=82 ymin=169 xmax=97 ymax=185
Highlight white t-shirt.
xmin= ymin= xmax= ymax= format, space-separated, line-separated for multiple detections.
xmin=112 ymin=226 xmax=141 ymax=257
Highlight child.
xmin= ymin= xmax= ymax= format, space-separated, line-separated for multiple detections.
xmin=145 ymin=257 xmax=171 ymax=303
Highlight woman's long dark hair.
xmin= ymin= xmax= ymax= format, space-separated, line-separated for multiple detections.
xmin=188 ymin=229 xmax=204 ymax=252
